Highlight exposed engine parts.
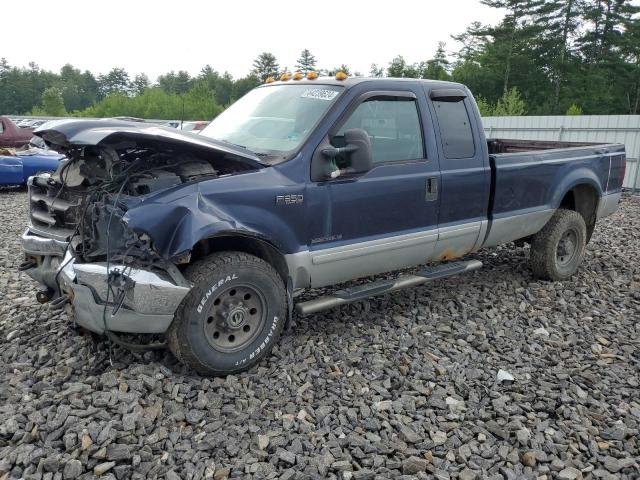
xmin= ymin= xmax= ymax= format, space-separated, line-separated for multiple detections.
xmin=29 ymin=143 xmax=225 ymax=267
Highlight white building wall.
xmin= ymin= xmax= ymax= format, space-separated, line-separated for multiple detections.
xmin=482 ymin=115 xmax=640 ymax=191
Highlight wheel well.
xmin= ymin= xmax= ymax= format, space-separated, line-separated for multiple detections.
xmin=189 ymin=235 xmax=289 ymax=284
xmin=559 ymin=184 xmax=599 ymax=239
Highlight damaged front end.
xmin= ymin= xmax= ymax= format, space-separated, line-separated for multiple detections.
xmin=20 ymin=119 xmax=264 ymax=334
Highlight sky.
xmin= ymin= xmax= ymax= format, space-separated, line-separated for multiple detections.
xmin=3 ymin=0 xmax=505 ymax=81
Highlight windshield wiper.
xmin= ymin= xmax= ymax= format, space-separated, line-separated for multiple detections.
xmin=218 ymin=139 xmax=278 ymax=161
xmin=220 ymin=139 xmax=249 ymax=150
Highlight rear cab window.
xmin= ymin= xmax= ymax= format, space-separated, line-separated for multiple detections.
xmin=432 ymin=99 xmax=475 ymax=159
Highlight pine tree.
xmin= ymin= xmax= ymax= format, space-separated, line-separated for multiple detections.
xmin=252 ymin=53 xmax=279 ymax=81
xmin=493 ymin=87 xmax=526 ymax=115
xmin=98 ymin=68 xmax=131 ymax=98
xmin=329 ymin=64 xmax=351 ymax=76
xmin=619 ymin=5 xmax=640 ymax=113
xmin=531 ymin=0 xmax=584 ymax=112
xmin=295 ymin=49 xmax=317 ymax=74
xmin=451 ymin=22 xmax=486 ymax=61
xmin=369 ymin=64 xmax=384 ymax=77
xmin=131 ymin=74 xmax=150 ymax=96
xmin=479 ymin=0 xmax=541 ymax=94
xmin=420 ymin=42 xmax=451 ymax=80
xmin=39 ymin=87 xmax=67 ymax=116
xmin=387 ymin=56 xmax=409 ymax=77
xmin=576 ymin=0 xmax=640 ymax=113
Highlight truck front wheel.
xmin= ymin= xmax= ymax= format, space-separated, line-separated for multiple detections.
xmin=167 ymin=252 xmax=286 ymax=376
xmin=529 ymin=209 xmax=587 ymax=281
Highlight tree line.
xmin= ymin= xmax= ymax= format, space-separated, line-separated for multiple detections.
xmin=0 ymin=0 xmax=638 ymax=119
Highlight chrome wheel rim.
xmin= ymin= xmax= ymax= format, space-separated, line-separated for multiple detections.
xmin=203 ymin=285 xmax=266 ymax=352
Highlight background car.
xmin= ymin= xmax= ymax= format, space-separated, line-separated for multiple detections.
xmin=0 ymin=148 xmax=64 ymax=186
xmin=180 ymin=121 xmax=210 ymax=132
xmin=0 ymin=116 xmax=33 ymax=148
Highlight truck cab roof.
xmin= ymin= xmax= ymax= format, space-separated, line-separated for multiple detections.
xmin=259 ymin=76 xmax=466 ymax=91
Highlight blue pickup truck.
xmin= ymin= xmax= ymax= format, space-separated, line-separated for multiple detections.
xmin=20 ymin=76 xmax=626 ymax=375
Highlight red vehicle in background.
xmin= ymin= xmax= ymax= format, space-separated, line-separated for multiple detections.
xmin=0 ymin=116 xmax=34 ymax=148
xmin=180 ymin=121 xmax=210 ymax=132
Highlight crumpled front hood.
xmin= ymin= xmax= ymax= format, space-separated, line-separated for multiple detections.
xmin=34 ymin=119 xmax=265 ymax=169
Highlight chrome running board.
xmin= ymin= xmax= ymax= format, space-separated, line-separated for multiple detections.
xmin=295 ymin=259 xmax=482 ymax=315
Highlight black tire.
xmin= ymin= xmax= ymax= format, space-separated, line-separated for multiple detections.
xmin=167 ymin=252 xmax=286 ymax=376
xmin=530 ymin=209 xmax=587 ymax=281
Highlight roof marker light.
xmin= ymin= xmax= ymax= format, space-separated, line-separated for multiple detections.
xmin=306 ymin=71 xmax=318 ymax=80
xmin=335 ymin=71 xmax=348 ymax=81
xmin=265 ymin=76 xmax=275 ymax=84
xmin=292 ymin=72 xmax=303 ymax=80
xmin=280 ymin=73 xmax=290 ymax=81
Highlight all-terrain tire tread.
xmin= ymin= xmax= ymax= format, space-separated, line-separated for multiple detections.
xmin=166 ymin=251 xmax=286 ymax=376
xmin=529 ymin=209 xmax=586 ymax=281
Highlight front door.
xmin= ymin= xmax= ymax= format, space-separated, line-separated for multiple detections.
xmin=306 ymin=88 xmax=440 ymax=287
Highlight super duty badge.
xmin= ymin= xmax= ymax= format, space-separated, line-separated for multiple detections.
xmin=276 ymin=194 xmax=304 ymax=205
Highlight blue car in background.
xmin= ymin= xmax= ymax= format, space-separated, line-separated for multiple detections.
xmin=0 ymin=148 xmax=64 ymax=186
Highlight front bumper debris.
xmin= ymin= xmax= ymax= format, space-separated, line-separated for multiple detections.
xmin=21 ymin=229 xmax=190 ymax=334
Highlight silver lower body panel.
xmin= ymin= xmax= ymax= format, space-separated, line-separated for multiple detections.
xmin=483 ymin=209 xmax=555 ymax=248
xmin=21 ymin=229 xmax=190 ymax=334
xmin=596 ymin=191 xmax=622 ymax=219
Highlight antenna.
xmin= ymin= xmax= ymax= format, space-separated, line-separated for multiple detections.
xmin=180 ymin=95 xmax=185 ymax=130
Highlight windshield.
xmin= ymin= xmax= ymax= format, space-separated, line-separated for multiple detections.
xmin=200 ymin=84 xmax=343 ymax=160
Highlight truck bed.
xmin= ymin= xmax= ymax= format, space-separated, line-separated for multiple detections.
xmin=482 ymin=139 xmax=626 ymax=247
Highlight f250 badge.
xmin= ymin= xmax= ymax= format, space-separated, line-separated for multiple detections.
xmin=276 ymin=194 xmax=304 ymax=205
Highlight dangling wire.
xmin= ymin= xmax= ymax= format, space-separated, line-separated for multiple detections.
xmin=102 ymin=177 xmax=130 ymax=366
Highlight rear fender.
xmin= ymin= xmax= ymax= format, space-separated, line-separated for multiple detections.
xmin=549 ymin=168 xmax=602 ymax=210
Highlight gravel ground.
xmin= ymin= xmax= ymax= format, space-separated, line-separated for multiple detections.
xmin=1 ymin=188 xmax=639 ymax=480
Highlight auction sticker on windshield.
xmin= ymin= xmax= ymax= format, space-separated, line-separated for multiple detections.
xmin=301 ymin=89 xmax=340 ymax=101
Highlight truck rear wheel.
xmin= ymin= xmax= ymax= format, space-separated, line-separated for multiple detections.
xmin=167 ymin=252 xmax=286 ymax=376
xmin=529 ymin=209 xmax=587 ymax=281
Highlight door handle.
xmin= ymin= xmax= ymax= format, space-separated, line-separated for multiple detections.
xmin=425 ymin=177 xmax=438 ymax=201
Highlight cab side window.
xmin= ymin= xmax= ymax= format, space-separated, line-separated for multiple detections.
xmin=334 ymin=97 xmax=424 ymax=164
xmin=432 ymin=100 xmax=475 ymax=159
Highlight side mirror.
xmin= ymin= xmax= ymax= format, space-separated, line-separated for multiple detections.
xmin=321 ymin=128 xmax=373 ymax=178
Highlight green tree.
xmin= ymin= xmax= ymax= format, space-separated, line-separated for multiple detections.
xmin=327 ymin=65 xmax=352 ymax=76
xmin=231 ymin=75 xmax=261 ymax=101
xmin=295 ymin=49 xmax=317 ymax=73
xmin=252 ymin=52 xmax=279 ymax=81
xmin=98 ymin=68 xmax=131 ymax=98
xmin=576 ymin=0 xmax=640 ymax=113
xmin=492 ymin=87 xmax=526 ymax=115
xmin=369 ymin=64 xmax=384 ymax=77
xmin=420 ymin=42 xmax=451 ymax=80
xmin=566 ymin=103 xmax=583 ymax=115
xmin=387 ymin=56 xmax=408 ymax=77
xmin=157 ymin=70 xmax=192 ymax=95
xmin=475 ymin=96 xmax=494 ymax=116
xmin=530 ymin=0 xmax=583 ymax=112
xmin=183 ymin=80 xmax=224 ymax=119
xmin=479 ymin=0 xmax=542 ymax=95
xmin=215 ymin=72 xmax=234 ymax=106
xmin=386 ymin=56 xmax=420 ymax=78
xmin=131 ymin=73 xmax=150 ymax=96
xmin=451 ymin=21 xmax=486 ymax=61
xmin=34 ymin=87 xmax=67 ymax=116
xmin=59 ymin=64 xmax=97 ymax=112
